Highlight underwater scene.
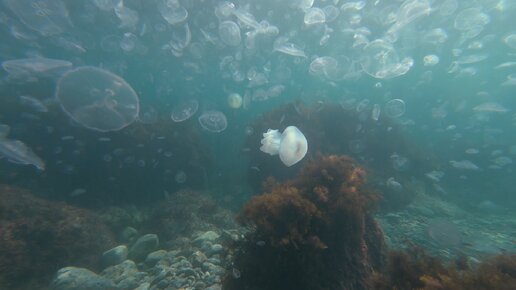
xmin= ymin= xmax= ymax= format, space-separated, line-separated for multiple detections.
xmin=0 ymin=0 xmax=515 ymax=289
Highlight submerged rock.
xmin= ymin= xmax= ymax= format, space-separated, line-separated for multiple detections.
xmin=102 ymin=245 xmax=128 ymax=267
xmin=145 ymin=249 xmax=167 ymax=266
xmin=50 ymin=267 xmax=116 ymax=290
xmin=120 ymin=226 xmax=139 ymax=243
xmin=129 ymin=234 xmax=159 ymax=261
xmin=193 ymin=231 xmax=220 ymax=244
xmin=102 ymin=260 xmax=147 ymax=290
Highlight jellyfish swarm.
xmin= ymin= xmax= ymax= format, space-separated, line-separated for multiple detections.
xmin=56 ymin=66 xmax=139 ymax=132
xmin=224 ymin=155 xmax=386 ymax=290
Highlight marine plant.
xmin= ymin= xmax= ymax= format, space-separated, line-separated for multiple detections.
xmin=224 ymin=154 xmax=386 ymax=290
xmin=372 ymin=245 xmax=516 ymax=290
xmin=0 ymin=185 xmax=115 ymax=290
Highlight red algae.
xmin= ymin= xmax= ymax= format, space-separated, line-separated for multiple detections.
xmin=0 ymin=185 xmax=115 ymax=289
xmin=225 ymin=155 xmax=386 ymax=290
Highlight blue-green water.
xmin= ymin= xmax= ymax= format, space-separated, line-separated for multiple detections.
xmin=0 ymin=0 xmax=515 ymax=289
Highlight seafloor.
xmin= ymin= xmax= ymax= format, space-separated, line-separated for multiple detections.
xmin=1 ymin=182 xmax=514 ymax=290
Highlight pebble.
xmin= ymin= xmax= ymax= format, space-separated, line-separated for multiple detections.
xmin=205 ymin=284 xmax=222 ymax=290
xmin=50 ymin=228 xmax=243 ymax=289
xmin=102 ymin=260 xmax=147 ymax=289
xmin=145 ymin=249 xmax=167 ymax=266
xmin=191 ymin=250 xmax=208 ymax=267
xmin=207 ymin=244 xmax=224 ymax=256
xmin=102 ymin=245 xmax=128 ymax=267
xmin=202 ymin=262 xmax=226 ymax=276
xmin=129 ymin=234 xmax=159 ymax=261
xmin=134 ymin=282 xmax=150 ymax=290
xmin=193 ymin=231 xmax=220 ymax=245
xmin=50 ymin=267 xmax=116 ymax=290
xmin=120 ymin=226 xmax=139 ymax=243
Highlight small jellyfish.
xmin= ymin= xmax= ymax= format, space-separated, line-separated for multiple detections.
xmin=0 ymin=124 xmax=10 ymax=137
xmin=391 ymin=153 xmax=410 ymax=171
xmin=371 ymin=103 xmax=381 ymax=121
xmin=503 ymin=33 xmax=516 ymax=49
xmin=386 ymin=177 xmax=403 ymax=191
xmin=356 ymin=99 xmax=370 ymax=112
xmin=103 ymin=154 xmax=112 ymax=162
xmin=348 ymin=139 xmax=365 ymax=153
xmin=19 ymin=95 xmax=48 ymax=112
xmin=423 ymin=54 xmax=440 ymax=66
xmin=304 ymin=8 xmax=326 ymax=26
xmin=171 ymin=99 xmax=199 ymax=122
xmin=219 ymin=20 xmax=241 ymax=46
xmin=120 ymin=32 xmax=137 ymax=51
xmin=384 ymin=99 xmax=406 ymax=118
xmin=139 ymin=106 xmax=158 ymax=124
xmin=260 ymin=126 xmax=308 ymax=167
xmin=175 ymin=170 xmax=187 ymax=183
xmin=227 ymin=93 xmax=243 ymax=109
xmin=244 ymin=126 xmax=254 ymax=136
xmin=198 ymin=111 xmax=228 ymax=133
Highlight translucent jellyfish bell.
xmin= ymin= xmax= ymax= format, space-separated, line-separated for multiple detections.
xmin=384 ymin=99 xmax=406 ymax=118
xmin=198 ymin=111 xmax=228 ymax=132
xmin=2 ymin=57 xmax=72 ymax=82
xmin=260 ymin=126 xmax=308 ymax=167
xmin=219 ymin=21 xmax=241 ymax=46
xmin=3 ymin=0 xmax=72 ymax=36
xmin=171 ymin=99 xmax=198 ymax=122
xmin=56 ymin=66 xmax=139 ymax=132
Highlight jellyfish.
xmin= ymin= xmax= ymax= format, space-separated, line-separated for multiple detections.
xmin=171 ymin=99 xmax=198 ymax=122
xmin=260 ymin=126 xmax=308 ymax=167
xmin=227 ymin=93 xmax=242 ymax=109
xmin=198 ymin=111 xmax=227 ymax=132
xmin=56 ymin=66 xmax=139 ymax=132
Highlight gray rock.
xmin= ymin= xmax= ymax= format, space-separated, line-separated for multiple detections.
xmin=205 ymin=284 xmax=222 ymax=290
xmin=102 ymin=245 xmax=128 ymax=267
xmin=144 ymin=249 xmax=167 ymax=266
xmin=170 ymin=277 xmax=188 ymax=288
xmin=177 ymin=267 xmax=197 ymax=277
xmin=202 ymin=262 xmax=225 ymax=276
xmin=129 ymin=234 xmax=159 ymax=261
xmin=207 ymin=244 xmax=224 ymax=256
xmin=102 ymin=260 xmax=147 ymax=290
xmin=200 ymin=241 xmax=213 ymax=252
xmin=50 ymin=267 xmax=116 ymax=290
xmin=220 ymin=229 xmax=241 ymax=243
xmin=191 ymin=251 xmax=207 ymax=267
xmin=120 ymin=226 xmax=139 ymax=243
xmin=206 ymin=257 xmax=221 ymax=265
xmin=193 ymin=281 xmax=206 ymax=289
xmin=134 ymin=282 xmax=150 ymax=290
xmin=193 ymin=231 xmax=220 ymax=245
xmin=204 ymin=274 xmax=222 ymax=285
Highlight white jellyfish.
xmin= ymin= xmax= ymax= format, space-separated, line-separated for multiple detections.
xmin=227 ymin=93 xmax=242 ymax=109
xmin=260 ymin=126 xmax=308 ymax=167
